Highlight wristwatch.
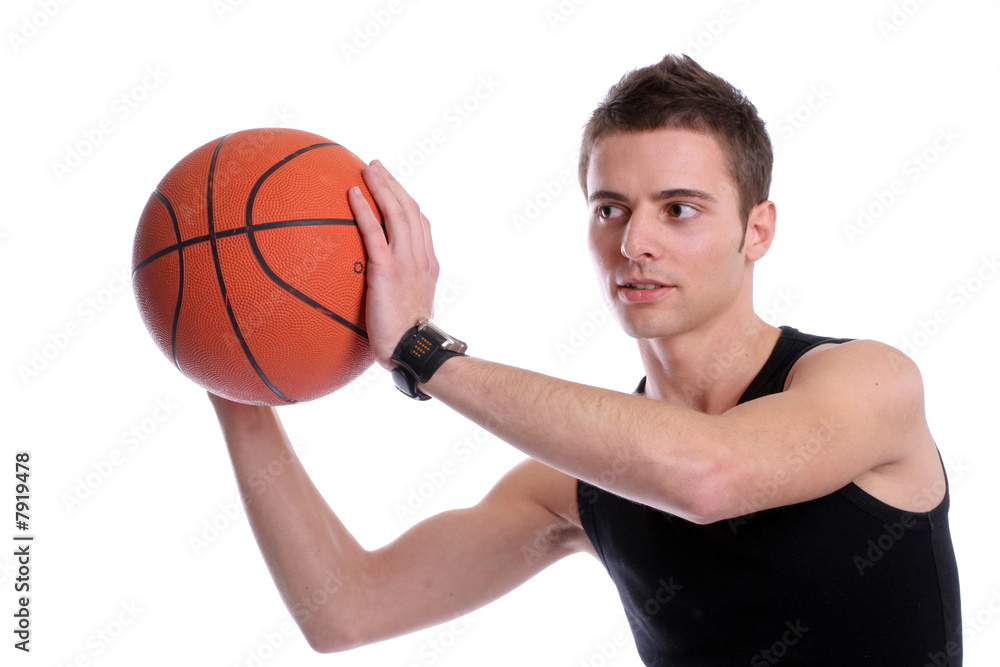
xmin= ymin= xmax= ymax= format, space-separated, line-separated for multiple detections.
xmin=390 ymin=319 xmax=467 ymax=400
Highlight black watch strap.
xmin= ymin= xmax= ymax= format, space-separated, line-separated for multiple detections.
xmin=390 ymin=320 xmax=467 ymax=400
xmin=391 ymin=366 xmax=432 ymax=401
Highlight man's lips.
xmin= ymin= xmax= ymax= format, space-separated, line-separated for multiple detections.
xmin=617 ymin=280 xmax=674 ymax=303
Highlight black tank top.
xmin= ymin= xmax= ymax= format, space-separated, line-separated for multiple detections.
xmin=578 ymin=327 xmax=962 ymax=665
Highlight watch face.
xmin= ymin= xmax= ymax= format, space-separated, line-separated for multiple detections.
xmin=411 ymin=333 xmax=435 ymax=360
xmin=421 ymin=321 xmax=467 ymax=354
xmin=422 ymin=320 xmax=448 ymax=341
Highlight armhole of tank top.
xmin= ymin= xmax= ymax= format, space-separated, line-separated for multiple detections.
xmin=778 ymin=335 xmax=854 ymax=391
xmin=576 ymin=479 xmax=610 ymax=567
xmin=836 ymin=477 xmax=949 ymax=531
xmin=738 ymin=329 xmax=852 ymax=404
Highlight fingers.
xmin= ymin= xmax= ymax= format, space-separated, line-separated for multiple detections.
xmin=347 ymin=159 xmax=441 ymax=365
xmin=360 ymin=160 xmax=412 ymax=253
xmin=421 ymin=212 xmax=440 ymax=281
xmin=361 ymin=161 xmax=436 ymax=270
xmin=348 ymin=185 xmax=389 ymax=265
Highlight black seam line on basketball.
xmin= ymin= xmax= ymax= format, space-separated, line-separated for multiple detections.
xmin=152 ymin=189 xmax=184 ymax=370
xmin=206 ymin=135 xmax=296 ymax=405
xmin=243 ymin=144 xmax=370 ymax=341
xmin=131 ymin=218 xmax=358 ymax=277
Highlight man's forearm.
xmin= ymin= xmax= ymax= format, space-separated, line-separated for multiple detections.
xmin=422 ymin=356 xmax=719 ymax=520
xmin=210 ymin=396 xmax=369 ymax=650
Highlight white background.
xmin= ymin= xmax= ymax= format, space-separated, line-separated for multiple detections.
xmin=2 ymin=0 xmax=998 ymax=665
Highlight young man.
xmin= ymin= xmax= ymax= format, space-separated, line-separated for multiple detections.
xmin=210 ymin=55 xmax=961 ymax=664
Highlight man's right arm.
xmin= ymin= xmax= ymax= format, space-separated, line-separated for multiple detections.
xmin=209 ymin=393 xmax=591 ymax=653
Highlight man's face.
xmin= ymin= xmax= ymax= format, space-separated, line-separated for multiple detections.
xmin=586 ymin=128 xmax=752 ymax=340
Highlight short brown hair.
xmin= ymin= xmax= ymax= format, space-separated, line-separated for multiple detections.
xmin=578 ymin=54 xmax=772 ymax=227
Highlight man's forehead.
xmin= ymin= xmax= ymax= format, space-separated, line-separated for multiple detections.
xmin=587 ymin=128 xmax=733 ymax=197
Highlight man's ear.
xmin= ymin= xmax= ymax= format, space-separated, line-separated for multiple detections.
xmin=743 ymin=200 xmax=776 ymax=262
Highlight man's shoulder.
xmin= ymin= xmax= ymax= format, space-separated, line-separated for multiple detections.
xmin=788 ymin=337 xmax=922 ymax=393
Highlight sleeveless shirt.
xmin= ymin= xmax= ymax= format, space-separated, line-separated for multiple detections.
xmin=577 ymin=327 xmax=962 ymax=665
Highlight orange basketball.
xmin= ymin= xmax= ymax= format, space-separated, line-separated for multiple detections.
xmin=131 ymin=128 xmax=377 ymax=405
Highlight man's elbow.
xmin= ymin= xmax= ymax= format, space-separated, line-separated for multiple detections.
xmin=300 ymin=618 xmax=368 ymax=654
xmin=661 ymin=452 xmax=742 ymax=526
xmin=682 ymin=477 xmax=739 ymax=526
xmin=295 ymin=592 xmax=373 ymax=654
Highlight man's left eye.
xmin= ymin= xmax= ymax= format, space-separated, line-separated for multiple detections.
xmin=667 ymin=203 xmax=697 ymax=219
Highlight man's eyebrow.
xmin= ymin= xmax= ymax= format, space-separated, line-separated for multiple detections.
xmin=656 ymin=188 xmax=718 ymax=203
xmin=587 ymin=188 xmax=719 ymax=203
xmin=588 ymin=189 xmax=627 ymax=203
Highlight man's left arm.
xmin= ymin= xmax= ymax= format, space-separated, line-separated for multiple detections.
xmin=348 ymin=160 xmax=934 ymax=525
xmin=420 ymin=340 xmax=930 ymax=524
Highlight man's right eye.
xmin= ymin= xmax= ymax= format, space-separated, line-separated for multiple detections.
xmin=597 ymin=204 xmax=625 ymax=219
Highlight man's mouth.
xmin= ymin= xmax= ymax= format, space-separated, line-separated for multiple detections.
xmin=617 ymin=281 xmax=674 ymax=303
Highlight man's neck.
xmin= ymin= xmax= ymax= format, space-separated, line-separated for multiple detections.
xmin=637 ymin=315 xmax=782 ymax=415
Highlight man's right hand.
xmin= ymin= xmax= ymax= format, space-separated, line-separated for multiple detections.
xmin=348 ymin=160 xmax=439 ymax=370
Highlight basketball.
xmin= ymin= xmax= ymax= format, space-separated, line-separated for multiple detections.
xmin=131 ymin=128 xmax=377 ymax=406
